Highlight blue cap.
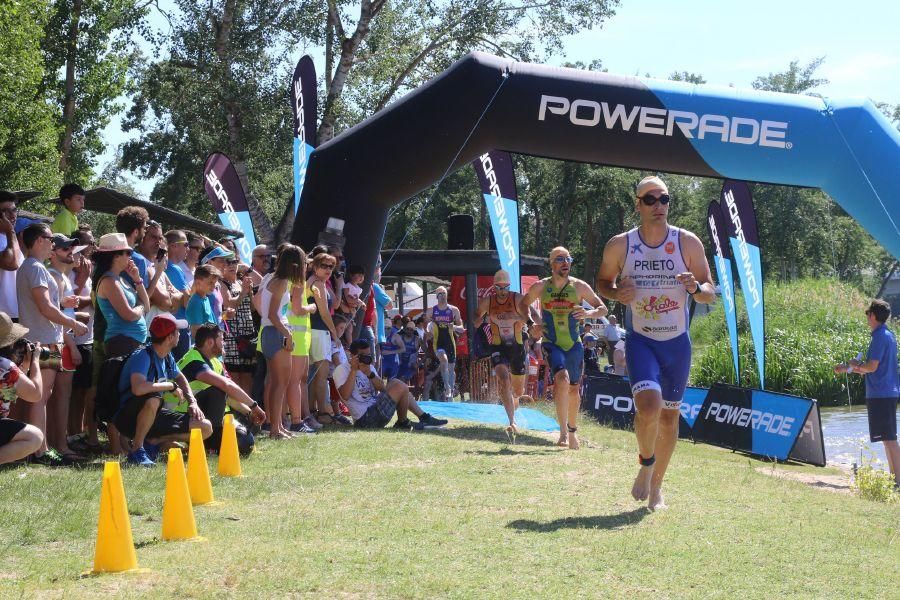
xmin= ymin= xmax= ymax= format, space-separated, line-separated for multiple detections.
xmin=200 ymin=246 xmax=236 ymax=264
xmin=14 ymin=217 xmax=40 ymax=234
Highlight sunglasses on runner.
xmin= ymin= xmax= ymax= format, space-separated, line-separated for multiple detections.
xmin=553 ymin=256 xmax=573 ymax=264
xmin=639 ymin=193 xmax=670 ymax=206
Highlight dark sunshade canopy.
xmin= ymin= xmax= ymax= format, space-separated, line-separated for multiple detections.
xmin=82 ymin=187 xmax=244 ymax=239
xmin=380 ymin=249 xmax=545 ymax=277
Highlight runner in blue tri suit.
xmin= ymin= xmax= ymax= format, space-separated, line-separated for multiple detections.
xmin=597 ymin=176 xmax=716 ymax=510
xmin=521 ymin=247 xmax=607 ymax=450
xmin=426 ymin=287 xmax=464 ymax=400
xmin=396 ymin=317 xmax=421 ymax=384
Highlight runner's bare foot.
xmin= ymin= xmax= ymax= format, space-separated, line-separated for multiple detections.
xmin=648 ymin=488 xmax=667 ymax=511
xmin=506 ymin=424 xmax=518 ymax=444
xmin=568 ymin=431 xmax=580 ymax=450
xmin=556 ymin=432 xmax=568 ymax=447
xmin=631 ymin=465 xmax=654 ymax=501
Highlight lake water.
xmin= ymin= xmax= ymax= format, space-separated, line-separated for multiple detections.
xmin=820 ymin=404 xmax=897 ymax=469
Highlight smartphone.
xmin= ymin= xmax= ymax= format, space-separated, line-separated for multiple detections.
xmin=157 ymin=248 xmax=167 ymax=261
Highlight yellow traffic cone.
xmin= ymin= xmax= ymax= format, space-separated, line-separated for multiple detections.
xmin=218 ymin=414 xmax=242 ymax=477
xmin=186 ymin=428 xmax=214 ymax=505
xmin=92 ymin=461 xmax=138 ymax=573
xmin=161 ymin=448 xmax=198 ymax=540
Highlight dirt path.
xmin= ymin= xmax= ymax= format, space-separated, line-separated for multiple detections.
xmin=756 ymin=466 xmax=852 ymax=494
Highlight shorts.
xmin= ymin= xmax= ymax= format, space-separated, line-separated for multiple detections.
xmin=625 ymin=331 xmax=691 ymax=409
xmin=434 ymin=342 xmax=456 ymax=364
xmin=105 ymin=335 xmax=143 ymax=360
xmin=38 ymin=344 xmax=63 ymax=372
xmin=287 ymin=317 xmax=311 ymax=357
xmin=353 ymin=392 xmax=397 ymax=428
xmin=865 ymin=397 xmax=898 ymax=442
xmin=542 ymin=341 xmax=584 ymax=383
xmin=91 ymin=342 xmax=107 ymax=387
xmin=260 ymin=325 xmax=288 ymax=360
xmin=114 ymin=394 xmax=190 ymax=440
xmin=490 ymin=343 xmax=526 ymax=376
xmin=0 ymin=418 xmax=27 ymax=447
xmin=72 ymin=344 xmax=94 ymax=389
xmin=309 ymin=329 xmax=331 ymax=363
xmin=382 ymin=356 xmax=399 ymax=380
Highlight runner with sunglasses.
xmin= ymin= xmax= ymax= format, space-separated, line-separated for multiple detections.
xmin=596 ymin=175 xmax=716 ymax=510
xmin=521 ymin=247 xmax=607 ymax=450
xmin=474 ymin=269 xmax=536 ymax=441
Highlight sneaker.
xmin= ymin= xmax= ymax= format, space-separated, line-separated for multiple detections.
xmin=289 ymin=421 xmax=317 ymax=434
xmin=303 ymin=416 xmax=324 ymax=430
xmin=143 ymin=442 xmax=161 ymax=462
xmin=338 ymin=401 xmax=351 ymax=416
xmin=31 ymin=448 xmax=64 ymax=467
xmin=127 ymin=447 xmax=155 ymax=467
xmin=419 ymin=413 xmax=448 ymax=429
xmin=393 ymin=418 xmax=413 ymax=430
xmin=410 ymin=421 xmax=426 ymax=431
xmin=333 ymin=413 xmax=353 ymax=426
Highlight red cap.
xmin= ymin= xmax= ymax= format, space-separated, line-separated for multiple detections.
xmin=149 ymin=313 xmax=189 ymax=339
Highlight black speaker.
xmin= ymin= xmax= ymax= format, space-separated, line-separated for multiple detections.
xmin=447 ymin=214 xmax=474 ymax=250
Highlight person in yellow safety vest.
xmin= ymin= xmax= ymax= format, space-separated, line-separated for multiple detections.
xmin=176 ymin=323 xmax=266 ymax=455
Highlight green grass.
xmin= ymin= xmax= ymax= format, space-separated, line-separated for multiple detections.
xmin=689 ymin=278 xmax=886 ymax=405
xmin=1 ymin=415 xmax=898 ymax=598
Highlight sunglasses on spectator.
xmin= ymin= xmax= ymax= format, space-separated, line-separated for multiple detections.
xmin=169 ymin=240 xmax=188 ymax=246
xmin=317 ymin=264 xmax=336 ymax=270
xmin=639 ymin=193 xmax=670 ymax=206
xmin=494 ymin=283 xmax=510 ymax=290
xmin=553 ymin=256 xmax=573 ymax=264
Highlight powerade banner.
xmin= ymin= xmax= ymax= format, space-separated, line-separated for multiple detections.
xmin=789 ymin=402 xmax=826 ymax=466
xmin=473 ymin=151 xmax=521 ymax=292
xmin=580 ymin=373 xmax=707 ymax=439
xmin=203 ymin=152 xmax=257 ymax=265
xmin=721 ymin=180 xmax=765 ymax=388
xmin=290 ymin=55 xmax=317 ymax=215
xmin=707 ymin=200 xmax=740 ymax=384
xmin=691 ymin=383 xmax=823 ymax=465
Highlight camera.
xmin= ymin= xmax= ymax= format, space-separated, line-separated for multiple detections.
xmin=0 ymin=338 xmax=50 ymax=365
xmin=359 ymin=354 xmax=373 ymax=365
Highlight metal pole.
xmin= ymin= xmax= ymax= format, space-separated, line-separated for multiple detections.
xmin=398 ymin=276 xmax=405 ymax=314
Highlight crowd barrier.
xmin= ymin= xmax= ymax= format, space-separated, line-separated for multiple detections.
xmin=580 ymin=374 xmax=826 ymax=466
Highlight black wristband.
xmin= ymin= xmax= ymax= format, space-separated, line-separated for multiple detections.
xmin=688 ymin=283 xmax=700 ymax=295
xmin=367 ymin=371 xmax=376 ymax=379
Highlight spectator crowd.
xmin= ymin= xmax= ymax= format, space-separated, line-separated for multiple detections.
xmin=0 ymin=187 xmax=447 ymax=468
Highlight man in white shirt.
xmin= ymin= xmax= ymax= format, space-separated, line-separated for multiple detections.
xmin=333 ymin=340 xmax=446 ymax=430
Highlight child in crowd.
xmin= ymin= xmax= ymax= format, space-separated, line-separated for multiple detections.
xmin=186 ymin=264 xmax=221 ymax=336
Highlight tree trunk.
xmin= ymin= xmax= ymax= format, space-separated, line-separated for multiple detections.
xmin=214 ymin=0 xmax=274 ymax=244
xmin=317 ymin=0 xmax=385 ymax=145
xmin=58 ymin=0 xmax=82 ymax=174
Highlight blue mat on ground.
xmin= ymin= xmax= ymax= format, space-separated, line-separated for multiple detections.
xmin=417 ymin=401 xmax=559 ymax=432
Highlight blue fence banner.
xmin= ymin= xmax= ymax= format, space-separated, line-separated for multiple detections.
xmin=581 ymin=373 xmax=704 ymax=438
xmin=691 ymin=383 xmax=823 ymax=465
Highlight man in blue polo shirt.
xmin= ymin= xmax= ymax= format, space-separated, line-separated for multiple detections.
xmin=835 ymin=299 xmax=899 ymax=485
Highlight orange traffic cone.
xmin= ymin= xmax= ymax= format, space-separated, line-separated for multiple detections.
xmin=161 ymin=448 xmax=198 ymax=540
xmin=92 ymin=461 xmax=138 ymax=573
xmin=186 ymin=428 xmax=214 ymax=505
xmin=218 ymin=414 xmax=242 ymax=477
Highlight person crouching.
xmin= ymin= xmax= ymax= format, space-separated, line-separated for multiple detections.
xmin=177 ymin=323 xmax=265 ymax=455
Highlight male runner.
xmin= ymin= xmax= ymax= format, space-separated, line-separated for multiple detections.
xmin=426 ymin=287 xmax=464 ymax=400
xmin=474 ymin=270 xmax=535 ymax=441
xmin=521 ymin=247 xmax=607 ymax=450
xmin=596 ymin=175 xmax=715 ymax=510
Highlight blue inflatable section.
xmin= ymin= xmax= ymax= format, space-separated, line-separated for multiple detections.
xmin=417 ymin=401 xmax=560 ymax=432
xmin=649 ymin=81 xmax=900 ymax=259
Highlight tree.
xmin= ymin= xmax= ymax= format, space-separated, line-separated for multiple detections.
xmin=0 ymin=1 xmax=60 ymax=194
xmin=41 ymin=0 xmax=146 ymax=180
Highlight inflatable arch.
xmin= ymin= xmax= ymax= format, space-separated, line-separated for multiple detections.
xmin=292 ymin=52 xmax=900 ymax=284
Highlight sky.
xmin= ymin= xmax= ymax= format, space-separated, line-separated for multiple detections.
xmin=99 ymin=0 xmax=900 ymax=197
